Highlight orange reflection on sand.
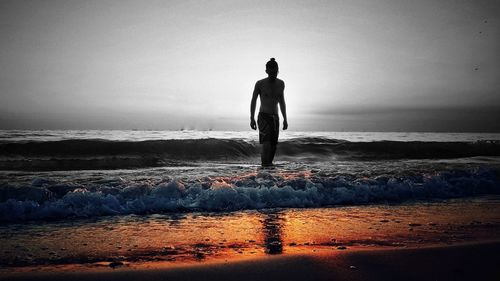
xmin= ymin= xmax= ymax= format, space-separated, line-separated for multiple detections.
xmin=1 ymin=197 xmax=500 ymax=273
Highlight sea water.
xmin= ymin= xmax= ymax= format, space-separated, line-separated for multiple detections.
xmin=1 ymin=130 xmax=500 ymax=221
xmin=1 ymin=130 xmax=500 ymax=271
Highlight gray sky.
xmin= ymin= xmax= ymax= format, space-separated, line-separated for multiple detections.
xmin=1 ymin=0 xmax=499 ymax=131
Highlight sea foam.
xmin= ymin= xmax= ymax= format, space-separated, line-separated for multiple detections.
xmin=0 ymin=168 xmax=498 ymax=222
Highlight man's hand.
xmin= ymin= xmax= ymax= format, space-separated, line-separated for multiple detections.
xmin=283 ymin=120 xmax=288 ymax=130
xmin=250 ymin=119 xmax=257 ymax=130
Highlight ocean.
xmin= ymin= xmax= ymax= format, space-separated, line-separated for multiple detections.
xmin=1 ymin=130 xmax=500 ymax=271
xmin=1 ymin=130 xmax=500 ymax=221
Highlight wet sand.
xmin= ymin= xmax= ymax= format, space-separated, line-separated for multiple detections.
xmin=2 ymin=197 xmax=500 ymax=280
xmin=2 ymin=241 xmax=499 ymax=281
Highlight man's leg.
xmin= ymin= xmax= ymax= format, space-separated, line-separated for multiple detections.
xmin=269 ymin=116 xmax=279 ymax=165
xmin=269 ymin=143 xmax=277 ymax=164
xmin=261 ymin=141 xmax=273 ymax=166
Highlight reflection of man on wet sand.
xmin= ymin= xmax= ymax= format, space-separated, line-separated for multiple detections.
xmin=262 ymin=212 xmax=283 ymax=254
xmin=250 ymin=58 xmax=288 ymax=167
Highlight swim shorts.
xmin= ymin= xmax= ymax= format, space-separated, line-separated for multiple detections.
xmin=257 ymin=112 xmax=279 ymax=145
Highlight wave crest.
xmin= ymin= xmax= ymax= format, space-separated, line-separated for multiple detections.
xmin=1 ymin=138 xmax=500 ymax=170
xmin=1 ymin=168 xmax=498 ymax=222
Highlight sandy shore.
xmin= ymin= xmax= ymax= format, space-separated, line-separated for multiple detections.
xmin=3 ymin=241 xmax=499 ymax=281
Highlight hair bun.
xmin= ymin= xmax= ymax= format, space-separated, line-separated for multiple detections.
xmin=266 ymin=57 xmax=278 ymax=69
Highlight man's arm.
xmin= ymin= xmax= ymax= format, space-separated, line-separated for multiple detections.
xmin=250 ymin=82 xmax=259 ymax=130
xmin=279 ymin=81 xmax=288 ymax=130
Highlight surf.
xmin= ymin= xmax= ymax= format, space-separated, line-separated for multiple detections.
xmin=1 ymin=167 xmax=498 ymax=222
xmin=1 ymin=138 xmax=500 ymax=171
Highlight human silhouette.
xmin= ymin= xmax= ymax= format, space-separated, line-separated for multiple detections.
xmin=250 ymin=58 xmax=288 ymax=167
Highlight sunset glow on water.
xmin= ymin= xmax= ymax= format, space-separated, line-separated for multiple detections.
xmin=2 ymin=196 xmax=500 ymax=273
xmin=1 ymin=0 xmax=500 ymax=279
xmin=2 ymin=131 xmax=500 ymax=275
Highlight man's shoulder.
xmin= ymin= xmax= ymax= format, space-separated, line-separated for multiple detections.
xmin=256 ymin=78 xmax=267 ymax=85
xmin=256 ymin=78 xmax=285 ymax=84
xmin=274 ymin=78 xmax=285 ymax=89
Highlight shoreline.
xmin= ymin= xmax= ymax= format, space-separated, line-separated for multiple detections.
xmin=2 ymin=196 xmax=500 ymax=279
xmin=2 ymin=241 xmax=499 ymax=281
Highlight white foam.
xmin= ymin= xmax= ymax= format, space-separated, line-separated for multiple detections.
xmin=0 ymin=169 xmax=498 ymax=222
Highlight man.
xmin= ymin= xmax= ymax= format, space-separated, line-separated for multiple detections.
xmin=250 ymin=58 xmax=288 ymax=167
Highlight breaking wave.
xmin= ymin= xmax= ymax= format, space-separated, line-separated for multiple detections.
xmin=1 ymin=168 xmax=498 ymax=222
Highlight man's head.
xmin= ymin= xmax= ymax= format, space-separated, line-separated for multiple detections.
xmin=266 ymin=58 xmax=279 ymax=80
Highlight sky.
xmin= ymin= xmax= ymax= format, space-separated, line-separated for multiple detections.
xmin=0 ymin=0 xmax=499 ymax=132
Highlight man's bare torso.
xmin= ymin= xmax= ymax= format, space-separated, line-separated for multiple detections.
xmin=255 ymin=77 xmax=285 ymax=115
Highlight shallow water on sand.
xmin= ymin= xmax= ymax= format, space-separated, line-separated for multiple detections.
xmin=1 ymin=196 xmax=500 ymax=273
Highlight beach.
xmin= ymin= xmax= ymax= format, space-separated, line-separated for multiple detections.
xmin=2 ymin=0 xmax=500 ymax=278
xmin=3 ymin=241 xmax=500 ymax=281
xmin=1 ymin=196 xmax=500 ymax=280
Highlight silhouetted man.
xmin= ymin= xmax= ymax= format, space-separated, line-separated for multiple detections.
xmin=250 ymin=58 xmax=288 ymax=166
